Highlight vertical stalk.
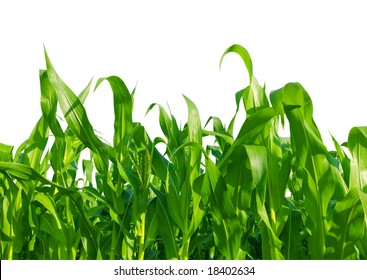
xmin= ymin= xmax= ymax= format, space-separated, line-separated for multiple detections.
xmin=180 ymin=235 xmax=190 ymax=260
xmin=134 ymin=133 xmax=151 ymax=260
xmin=110 ymin=222 xmax=117 ymax=260
xmin=8 ymin=179 xmax=14 ymax=260
xmin=7 ymin=232 xmax=13 ymax=260
xmin=64 ymin=196 xmax=73 ymax=259
xmin=137 ymin=211 xmax=146 ymax=260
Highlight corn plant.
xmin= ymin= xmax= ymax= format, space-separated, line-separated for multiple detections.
xmin=1 ymin=44 xmax=366 ymax=260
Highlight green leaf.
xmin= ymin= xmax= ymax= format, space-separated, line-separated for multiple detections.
xmin=95 ymin=76 xmax=133 ymax=163
xmin=218 ymin=107 xmax=277 ymax=171
xmin=348 ymin=127 xmax=367 ymax=192
xmin=220 ymin=44 xmax=253 ymax=80
xmin=0 ymin=143 xmax=13 ymax=162
xmin=44 ymin=48 xmax=109 ymax=171
xmin=19 ymin=116 xmax=49 ymax=172
xmin=183 ymin=95 xmax=202 ymax=183
xmin=220 ymin=44 xmax=269 ymax=116
xmin=154 ymin=190 xmax=178 ymax=260
xmin=326 ymin=188 xmax=365 ymax=259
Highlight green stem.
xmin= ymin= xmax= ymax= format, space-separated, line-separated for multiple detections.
xmin=65 ymin=196 xmax=73 ymax=259
xmin=180 ymin=235 xmax=191 ymax=260
xmin=8 ymin=178 xmax=14 ymax=260
xmin=137 ymin=211 xmax=146 ymax=260
xmin=110 ymin=222 xmax=118 ymax=260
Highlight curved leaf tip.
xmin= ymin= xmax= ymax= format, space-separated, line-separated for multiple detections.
xmin=219 ymin=44 xmax=253 ymax=82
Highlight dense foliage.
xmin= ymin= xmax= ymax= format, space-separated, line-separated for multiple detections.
xmin=1 ymin=45 xmax=366 ymax=260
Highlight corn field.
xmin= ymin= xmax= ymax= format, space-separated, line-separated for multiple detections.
xmin=1 ymin=44 xmax=367 ymax=260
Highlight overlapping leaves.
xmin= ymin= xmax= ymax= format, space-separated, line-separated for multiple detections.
xmin=1 ymin=44 xmax=366 ymax=260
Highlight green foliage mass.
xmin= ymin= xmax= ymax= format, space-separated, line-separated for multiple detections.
xmin=1 ymin=45 xmax=366 ymax=260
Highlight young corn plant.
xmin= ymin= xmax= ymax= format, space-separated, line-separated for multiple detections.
xmin=1 ymin=44 xmax=367 ymax=260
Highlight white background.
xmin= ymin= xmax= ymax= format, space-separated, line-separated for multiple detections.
xmin=1 ymin=0 xmax=367 ymax=149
